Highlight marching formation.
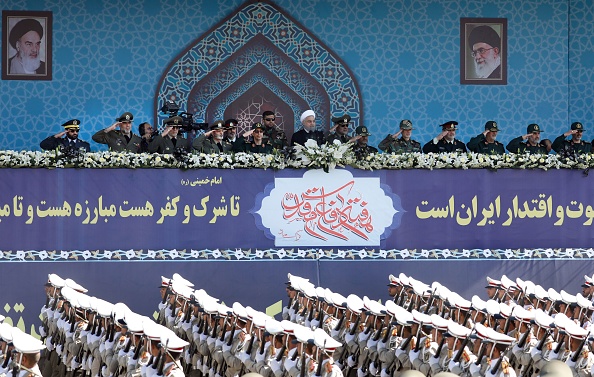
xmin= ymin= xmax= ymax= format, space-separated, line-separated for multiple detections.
xmin=34 ymin=272 xmax=594 ymax=377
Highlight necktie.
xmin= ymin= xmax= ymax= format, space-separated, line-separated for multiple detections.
xmin=172 ymin=138 xmax=177 ymax=147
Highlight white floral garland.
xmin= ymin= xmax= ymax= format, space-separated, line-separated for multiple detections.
xmin=3 ymin=248 xmax=592 ymax=261
xmin=1 ymin=146 xmax=592 ymax=170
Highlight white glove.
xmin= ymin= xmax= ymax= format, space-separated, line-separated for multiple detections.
xmin=380 ymin=368 xmax=390 ymax=377
xmin=222 ymin=343 xmax=231 ymax=353
xmin=158 ymin=302 xmax=166 ymax=310
xmin=39 ymin=325 xmax=47 ymax=337
xmin=56 ymin=344 xmax=63 ymax=356
xmin=330 ymin=328 xmax=340 ymax=338
xmin=310 ymin=319 xmax=320 ymax=329
xmin=369 ymin=362 xmax=378 ymax=375
xmin=45 ymin=337 xmax=54 ymax=351
xmin=468 ymin=362 xmax=481 ymax=376
xmin=344 ymin=332 xmax=356 ymax=345
xmin=101 ymin=366 xmax=109 ymax=377
xmin=71 ymin=359 xmax=82 ymax=369
xmin=356 ymin=368 xmax=365 ymax=377
xmin=347 ymin=355 xmax=357 ymax=368
xmin=284 ymin=358 xmax=297 ymax=371
xmin=238 ymin=351 xmax=250 ymax=363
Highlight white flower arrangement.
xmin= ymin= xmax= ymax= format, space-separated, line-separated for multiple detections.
xmin=0 ymin=149 xmax=591 ymax=170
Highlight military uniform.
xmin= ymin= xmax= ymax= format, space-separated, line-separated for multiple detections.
xmin=40 ymin=119 xmax=91 ymax=152
xmin=467 ymin=121 xmax=505 ymax=155
xmin=149 ymin=135 xmax=189 ymax=154
xmin=551 ymin=122 xmax=591 ymax=156
xmin=506 ymin=124 xmax=548 ymax=154
xmin=234 ymin=123 xmax=274 ymax=154
xmin=264 ymin=127 xmax=288 ymax=150
xmin=326 ymin=133 xmax=350 ymax=144
xmin=506 ymin=137 xmax=548 ymax=154
xmin=378 ymin=120 xmax=421 ymax=153
xmin=379 ymin=136 xmax=421 ymax=153
xmin=423 ymin=121 xmax=467 ymax=153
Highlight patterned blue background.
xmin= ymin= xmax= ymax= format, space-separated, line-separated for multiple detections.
xmin=0 ymin=0 xmax=591 ymax=151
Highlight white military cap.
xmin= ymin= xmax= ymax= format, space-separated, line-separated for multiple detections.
xmin=171 ymin=273 xmax=194 ymax=287
xmin=346 ymin=294 xmax=364 ymax=314
xmin=331 ymin=292 xmax=347 ymax=309
xmin=252 ymin=311 xmax=269 ymax=330
xmin=430 ymin=314 xmax=449 ymax=331
xmin=411 ymin=310 xmax=432 ymax=325
xmin=265 ymin=318 xmax=283 ymax=335
xmin=388 ymin=274 xmax=399 ymax=286
xmin=64 ymin=278 xmax=87 ymax=293
xmin=293 ymin=324 xmax=314 ymax=344
xmin=232 ymin=302 xmax=248 ymax=322
xmin=160 ymin=330 xmax=189 ymax=353
xmin=313 ymin=328 xmax=341 ymax=353
xmin=0 ymin=323 xmax=13 ymax=342
xmin=159 ymin=276 xmax=171 ymax=288
xmin=500 ymin=275 xmax=518 ymax=291
xmin=47 ymin=273 xmax=65 ymax=288
xmin=471 ymin=295 xmax=487 ymax=312
xmin=560 ymin=290 xmax=577 ymax=305
xmin=280 ymin=320 xmax=296 ymax=335
xmin=12 ymin=328 xmax=45 ymax=353
xmin=485 ymin=276 xmax=501 ymax=289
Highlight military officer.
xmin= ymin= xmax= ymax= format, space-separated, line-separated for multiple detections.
xmin=467 ymin=121 xmax=505 ymax=154
xmin=261 ymin=111 xmax=288 ymax=150
xmin=352 ymin=126 xmax=378 ymax=159
xmin=192 ymin=120 xmax=233 ymax=154
xmin=422 ymin=121 xmax=467 ymax=153
xmin=378 ymin=119 xmax=421 ymax=153
xmin=234 ymin=123 xmax=273 ymax=154
xmin=551 ymin=122 xmax=591 ymax=156
xmin=506 ymin=123 xmax=549 ymax=154
xmin=92 ymin=112 xmax=142 ymax=152
xmin=40 ymin=119 xmax=91 ymax=152
xmin=326 ymin=114 xmax=354 ymax=144
xmin=149 ymin=116 xmax=190 ymax=154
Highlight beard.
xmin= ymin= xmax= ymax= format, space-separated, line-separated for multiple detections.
xmin=474 ymin=54 xmax=500 ymax=78
xmin=20 ymin=53 xmax=41 ymax=73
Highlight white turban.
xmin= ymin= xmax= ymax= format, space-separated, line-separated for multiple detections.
xmin=300 ymin=110 xmax=316 ymax=124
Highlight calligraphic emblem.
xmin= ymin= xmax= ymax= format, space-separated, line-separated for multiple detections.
xmin=253 ymin=169 xmax=403 ymax=246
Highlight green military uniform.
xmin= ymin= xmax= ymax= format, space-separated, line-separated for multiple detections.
xmin=506 ymin=124 xmax=548 ymax=154
xmin=552 ymin=122 xmax=591 ymax=156
xmin=378 ymin=119 xmax=421 ymax=153
xmin=352 ymin=126 xmax=378 ymax=159
xmin=234 ymin=122 xmax=274 ymax=154
xmin=193 ymin=120 xmax=233 ymax=153
xmin=92 ymin=112 xmax=142 ymax=153
xmin=467 ymin=121 xmax=505 ymax=155
xmin=148 ymin=116 xmax=189 ymax=154
xmin=264 ymin=126 xmax=288 ymax=150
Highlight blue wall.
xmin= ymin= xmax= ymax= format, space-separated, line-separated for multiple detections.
xmin=0 ymin=0 xmax=591 ymax=150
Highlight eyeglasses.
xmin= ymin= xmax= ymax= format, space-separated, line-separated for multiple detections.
xmin=264 ymin=118 xmax=275 ymax=122
xmin=253 ymin=130 xmax=264 ymax=133
xmin=471 ymin=47 xmax=495 ymax=57
xmin=68 ymin=129 xmax=79 ymax=133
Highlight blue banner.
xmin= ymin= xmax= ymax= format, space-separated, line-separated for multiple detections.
xmin=0 ymin=168 xmax=593 ymax=250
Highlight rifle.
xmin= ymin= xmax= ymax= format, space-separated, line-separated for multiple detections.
xmin=424 ymin=288 xmax=437 ymax=314
xmin=157 ymin=340 xmax=168 ymax=377
xmin=516 ymin=325 xmax=532 ymax=349
xmin=490 ymin=351 xmax=508 ymax=376
xmin=571 ymin=333 xmax=590 ymax=363
xmin=536 ymin=329 xmax=551 ymax=351
xmin=452 ymin=334 xmax=471 ymax=363
xmin=314 ymin=343 xmax=324 ymax=377
xmin=432 ymin=335 xmax=447 ymax=361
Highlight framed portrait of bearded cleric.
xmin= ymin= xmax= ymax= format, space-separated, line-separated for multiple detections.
xmin=2 ymin=10 xmax=53 ymax=81
xmin=460 ymin=18 xmax=507 ymax=85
